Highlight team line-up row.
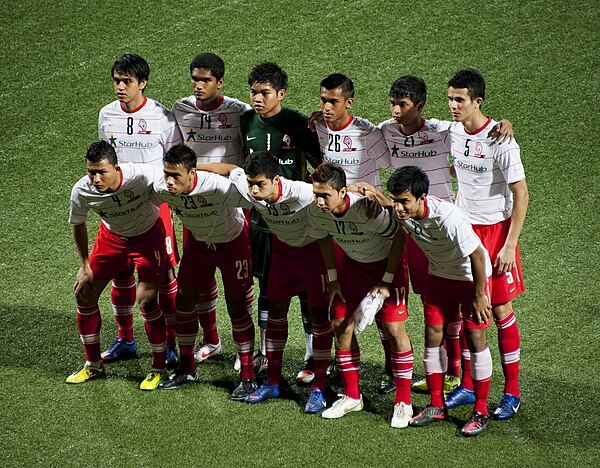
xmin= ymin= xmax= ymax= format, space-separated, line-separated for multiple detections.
xmin=67 ymin=53 xmax=528 ymax=438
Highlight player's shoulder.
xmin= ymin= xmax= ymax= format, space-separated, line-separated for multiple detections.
xmin=145 ymin=98 xmax=171 ymax=116
xmin=488 ymin=119 xmax=520 ymax=152
xmin=222 ymin=96 xmax=251 ymax=112
xmin=423 ymin=118 xmax=452 ymax=133
xmin=282 ymin=107 xmax=309 ymax=123
xmin=351 ymin=115 xmax=377 ymax=131
xmin=99 ymin=100 xmax=121 ymax=117
xmin=377 ymin=117 xmax=396 ymax=132
xmin=172 ymin=95 xmax=196 ymax=111
xmin=240 ymin=108 xmax=257 ymax=122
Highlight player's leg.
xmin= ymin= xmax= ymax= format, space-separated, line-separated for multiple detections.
xmin=296 ymin=290 xmax=315 ymax=385
xmin=194 ymin=280 xmax=221 ymax=362
xmin=104 ymin=266 xmax=137 ymax=363
xmin=304 ymin=305 xmax=331 ymax=414
xmin=160 ymin=267 xmax=179 ymax=369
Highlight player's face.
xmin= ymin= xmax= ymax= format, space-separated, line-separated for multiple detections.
xmin=87 ymin=159 xmax=121 ymax=193
xmin=191 ymin=68 xmax=223 ymax=106
xmin=390 ymin=97 xmax=422 ymax=126
xmin=320 ymin=87 xmax=353 ymax=126
xmin=164 ymin=163 xmax=195 ymax=195
xmin=391 ymin=191 xmax=425 ymax=220
xmin=250 ymin=82 xmax=285 ymax=118
xmin=247 ymin=175 xmax=279 ymax=203
xmin=447 ymin=87 xmax=483 ymax=123
xmin=313 ymin=182 xmax=347 ymax=214
xmin=113 ymin=72 xmax=146 ymax=107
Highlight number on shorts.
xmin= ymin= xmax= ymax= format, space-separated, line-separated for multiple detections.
xmin=154 ymin=249 xmax=161 ymax=267
xmin=165 ymin=236 xmax=173 ymax=255
xmin=320 ymin=274 xmax=327 ymax=293
xmin=394 ymin=287 xmax=406 ymax=306
xmin=505 ymin=271 xmax=514 ymax=284
xmin=236 ymin=260 xmax=249 ymax=280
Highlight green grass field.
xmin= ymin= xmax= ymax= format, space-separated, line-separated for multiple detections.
xmin=1 ymin=0 xmax=599 ymax=466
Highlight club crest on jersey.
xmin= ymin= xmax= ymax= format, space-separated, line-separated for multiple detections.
xmin=472 ymin=141 xmax=485 ymax=158
xmin=348 ymin=222 xmax=360 ymax=234
xmin=196 ymin=195 xmax=213 ymax=207
xmin=217 ymin=113 xmax=231 ymax=129
xmin=137 ymin=119 xmax=151 ymax=134
xmin=278 ymin=203 xmax=295 ymax=215
xmin=281 ymin=134 xmax=294 ymax=150
xmin=417 ymin=131 xmax=434 ymax=145
xmin=343 ymin=136 xmax=357 ymax=152
xmin=124 ymin=190 xmax=135 ymax=201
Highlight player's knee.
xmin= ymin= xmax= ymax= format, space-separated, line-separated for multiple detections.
xmin=425 ymin=325 xmax=444 ymax=347
xmin=492 ymin=301 xmax=512 ymax=320
xmin=465 ymin=328 xmax=487 ymax=352
xmin=176 ymin=288 xmax=197 ymax=311
xmin=137 ymin=293 xmax=159 ymax=312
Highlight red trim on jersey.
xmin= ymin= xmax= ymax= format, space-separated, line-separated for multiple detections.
xmin=416 ymin=198 xmax=428 ymax=220
xmin=273 ymin=177 xmax=283 ymax=203
xmin=328 ymin=115 xmax=353 ymax=132
xmin=334 ymin=195 xmax=351 ymax=217
xmin=120 ymin=96 xmax=148 ymax=114
xmin=465 ymin=117 xmax=492 ymax=135
xmin=115 ymin=169 xmax=124 ymax=192
xmin=195 ymin=95 xmax=224 ymax=112
xmin=191 ymin=173 xmax=198 ymax=192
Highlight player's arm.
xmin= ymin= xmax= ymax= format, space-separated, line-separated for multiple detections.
xmin=307 ymin=110 xmax=324 ymax=131
xmin=347 ymin=182 xmax=392 ymax=209
xmin=496 ymin=178 xmax=528 ymax=273
xmin=369 ymin=227 xmax=407 ymax=299
xmin=487 ymin=119 xmax=514 ymax=144
xmin=72 ymin=222 xmax=93 ymax=296
xmin=302 ymin=129 xmax=324 ymax=170
xmin=469 ymin=246 xmax=492 ymax=325
xmin=318 ymin=235 xmax=345 ymax=307
xmin=197 ymin=162 xmax=239 ymax=176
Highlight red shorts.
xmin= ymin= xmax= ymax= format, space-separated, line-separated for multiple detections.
xmin=89 ymin=219 xmax=168 ymax=283
xmin=423 ymin=274 xmax=492 ymax=330
xmin=177 ymin=225 xmax=253 ymax=295
xmin=158 ymin=203 xmax=180 ymax=269
xmin=267 ymin=237 xmax=328 ymax=307
xmin=473 ymin=218 xmax=525 ymax=305
xmin=405 ymin=235 xmax=428 ymax=296
xmin=331 ymin=247 xmax=409 ymax=322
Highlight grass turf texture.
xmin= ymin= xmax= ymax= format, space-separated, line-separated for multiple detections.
xmin=1 ymin=0 xmax=599 ymax=465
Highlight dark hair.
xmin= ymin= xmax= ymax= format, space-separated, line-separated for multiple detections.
xmin=312 ymin=162 xmax=347 ymax=191
xmin=87 ymin=140 xmax=118 ymax=165
xmin=448 ymin=68 xmax=486 ymax=101
xmin=163 ymin=144 xmax=197 ymax=171
xmin=244 ymin=151 xmax=280 ymax=179
xmin=190 ymin=52 xmax=225 ymax=80
xmin=387 ymin=166 xmax=429 ymax=199
xmin=320 ymin=73 xmax=355 ymax=98
xmin=248 ymin=62 xmax=288 ymax=91
xmin=111 ymin=54 xmax=150 ymax=85
xmin=390 ymin=75 xmax=427 ymax=106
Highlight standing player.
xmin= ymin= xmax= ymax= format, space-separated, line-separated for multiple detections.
xmin=67 ymin=141 xmax=169 ymax=390
xmin=446 ymin=68 xmax=528 ymax=420
xmin=383 ymin=165 xmax=493 ymax=437
xmin=152 ymin=144 xmax=256 ymax=399
xmin=209 ymin=151 xmax=333 ymax=413
xmin=98 ymin=54 xmax=182 ymax=367
xmin=241 ymin=62 xmax=323 ymax=383
xmin=308 ymin=163 xmax=414 ymax=428
xmin=171 ymin=52 xmax=252 ymax=368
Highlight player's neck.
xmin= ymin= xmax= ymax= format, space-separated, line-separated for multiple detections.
xmin=196 ymin=94 xmax=223 ymax=111
xmin=121 ymin=95 xmax=147 ymax=113
xmin=329 ymin=114 xmax=352 ymax=131
xmin=398 ymin=117 xmax=424 ymax=135
xmin=461 ymin=111 xmax=488 ymax=134
xmin=261 ymin=104 xmax=282 ymax=119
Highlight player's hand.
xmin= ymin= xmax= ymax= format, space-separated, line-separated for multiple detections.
xmin=488 ymin=119 xmax=513 ymax=144
xmin=328 ymin=280 xmax=346 ymax=308
xmin=369 ymin=282 xmax=391 ymax=301
xmin=495 ymin=242 xmax=517 ymax=274
xmin=348 ymin=182 xmax=375 ymax=196
xmin=307 ymin=110 xmax=324 ymax=131
xmin=74 ymin=265 xmax=94 ymax=297
xmin=363 ymin=194 xmax=382 ymax=219
xmin=470 ymin=292 xmax=492 ymax=325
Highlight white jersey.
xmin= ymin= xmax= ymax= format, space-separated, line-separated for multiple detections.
xmin=308 ymin=192 xmax=398 ymax=263
xmin=379 ymin=118 xmax=453 ymax=201
xmin=98 ymin=97 xmax=182 ymax=167
xmin=229 ymin=168 xmax=315 ymax=248
xmin=69 ymin=163 xmax=160 ymax=237
xmin=172 ymin=95 xmax=251 ymax=165
xmin=399 ymin=196 xmax=492 ymax=281
xmin=153 ymin=170 xmax=245 ymax=244
xmin=315 ymin=116 xmax=390 ymax=189
xmin=449 ymin=118 xmax=525 ymax=225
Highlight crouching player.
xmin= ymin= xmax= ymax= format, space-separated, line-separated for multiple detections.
xmin=152 ymin=144 xmax=256 ymax=399
xmin=67 ymin=141 xmax=169 ymax=390
xmin=308 ymin=163 xmax=413 ymax=427
xmin=385 ymin=166 xmax=493 ymax=437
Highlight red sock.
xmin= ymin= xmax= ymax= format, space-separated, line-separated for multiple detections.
xmin=391 ymin=350 xmax=413 ymax=404
xmin=376 ymin=317 xmax=392 ymax=373
xmin=196 ymin=280 xmax=219 ymax=345
xmin=176 ymin=307 xmax=198 ymax=373
xmin=460 ymin=330 xmax=474 ymax=391
xmin=159 ymin=277 xmax=178 ymax=346
xmin=471 ymin=348 xmax=493 ymax=416
xmin=77 ymin=305 xmax=102 ymax=363
xmin=311 ymin=321 xmax=333 ymax=391
xmin=110 ymin=277 xmax=135 ymax=342
xmin=423 ymin=346 xmax=446 ymax=408
xmin=266 ymin=317 xmax=288 ymax=386
xmin=140 ymin=306 xmax=167 ymax=371
xmin=231 ymin=314 xmax=255 ymax=380
xmin=336 ymin=349 xmax=361 ymax=399
xmin=495 ymin=310 xmax=521 ymax=396
xmin=445 ymin=320 xmax=461 ymax=378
